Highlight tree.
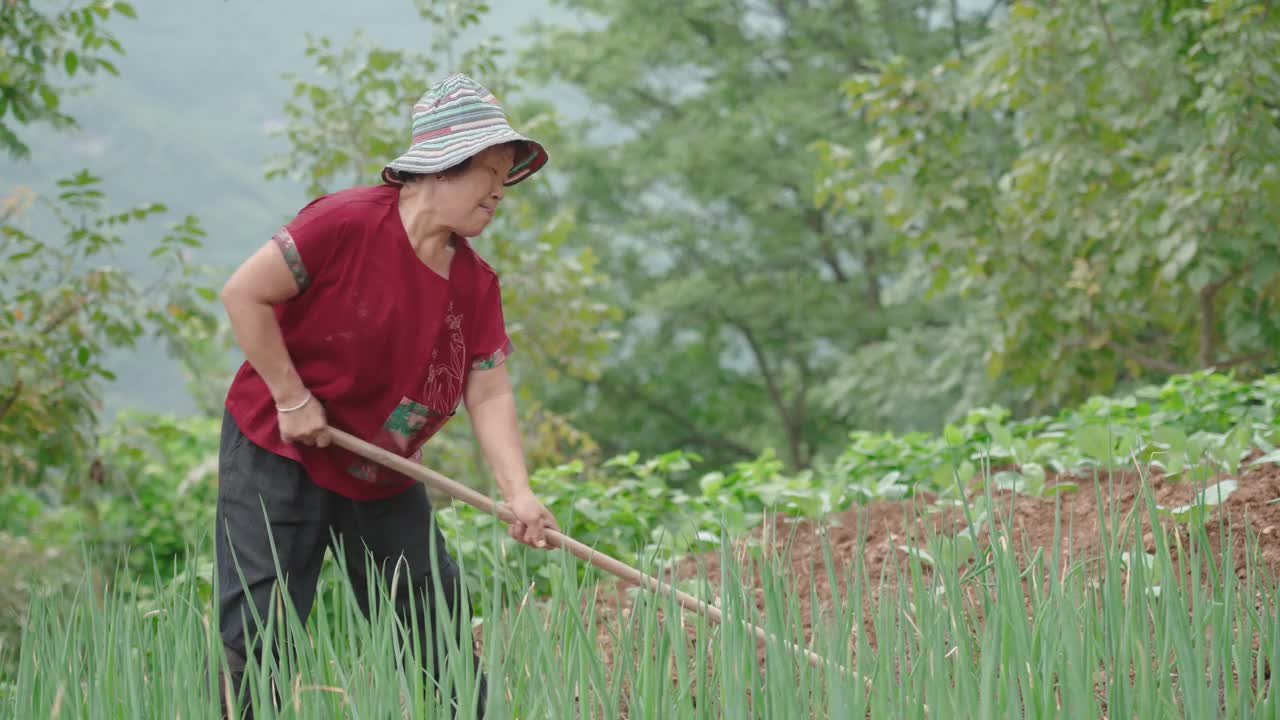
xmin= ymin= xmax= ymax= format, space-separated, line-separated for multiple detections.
xmin=1 ymin=176 xmax=215 ymax=482
xmin=826 ymin=0 xmax=1280 ymax=411
xmin=0 ymin=0 xmax=134 ymax=159
xmin=265 ymin=0 xmax=618 ymax=480
xmin=521 ymin=0 xmax=1002 ymax=468
xmin=0 ymin=6 xmax=221 ymax=661
xmin=0 ymin=2 xmax=218 ymax=483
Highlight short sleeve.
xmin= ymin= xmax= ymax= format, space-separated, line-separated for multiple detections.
xmin=271 ymin=194 xmax=350 ymax=294
xmin=470 ymin=275 xmax=514 ymax=370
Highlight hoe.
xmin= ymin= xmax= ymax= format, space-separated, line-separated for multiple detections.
xmin=329 ymin=427 xmax=855 ymax=679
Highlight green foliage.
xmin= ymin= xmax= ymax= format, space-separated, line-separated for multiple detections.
xmin=0 ymin=0 xmax=135 ymax=159
xmin=0 ymin=530 xmax=84 ymax=675
xmin=0 ymin=410 xmax=218 ymax=639
xmin=0 ymin=174 xmax=219 ymax=483
xmin=91 ymin=412 xmax=220 ymax=571
xmin=824 ymin=0 xmax=1280 ymax=410
xmin=829 ymin=370 xmax=1279 ymax=502
xmin=439 ymin=447 xmax=767 ymax=595
xmin=0 ymin=0 xmax=230 ymax=673
xmin=1158 ymin=478 xmax=1238 ymax=526
xmin=2 ymin=0 xmax=222 ymax=485
xmin=520 ymin=0 xmax=1007 ymax=467
xmin=0 ymin=411 xmax=218 ymax=668
xmin=264 ymin=32 xmax=440 ymax=197
xmin=265 ymin=0 xmax=508 ymax=196
xmin=444 ymin=370 xmax=1280 ymax=595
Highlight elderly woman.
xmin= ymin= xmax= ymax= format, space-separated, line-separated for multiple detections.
xmin=215 ymin=73 xmax=557 ymax=718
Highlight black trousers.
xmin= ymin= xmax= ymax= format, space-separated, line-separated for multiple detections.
xmin=214 ymin=410 xmax=484 ymax=718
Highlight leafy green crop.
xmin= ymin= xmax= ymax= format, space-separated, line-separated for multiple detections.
xmin=435 ymin=371 xmax=1280 ymax=597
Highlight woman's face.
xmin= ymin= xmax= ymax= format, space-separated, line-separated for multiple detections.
xmin=434 ymin=145 xmax=516 ymax=237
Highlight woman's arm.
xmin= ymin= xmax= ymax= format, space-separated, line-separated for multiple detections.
xmin=464 ymin=364 xmax=558 ymax=547
xmin=221 ymin=240 xmax=330 ymax=446
xmin=463 ymin=364 xmax=528 ymax=499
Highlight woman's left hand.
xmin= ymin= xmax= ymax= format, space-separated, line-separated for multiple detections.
xmin=505 ymin=491 xmax=559 ymax=550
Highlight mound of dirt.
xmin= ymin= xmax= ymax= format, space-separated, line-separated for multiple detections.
xmin=584 ymin=453 xmax=1280 ymax=667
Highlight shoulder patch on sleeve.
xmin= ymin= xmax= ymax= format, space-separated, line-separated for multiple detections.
xmin=272 ymin=227 xmax=311 ymax=292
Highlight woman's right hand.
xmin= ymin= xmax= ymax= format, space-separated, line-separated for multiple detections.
xmin=276 ymin=391 xmax=331 ymax=447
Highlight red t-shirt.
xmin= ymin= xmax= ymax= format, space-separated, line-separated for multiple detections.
xmin=224 ymin=183 xmax=513 ymax=500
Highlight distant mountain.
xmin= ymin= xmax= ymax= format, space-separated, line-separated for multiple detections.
xmin=0 ymin=0 xmax=578 ymax=417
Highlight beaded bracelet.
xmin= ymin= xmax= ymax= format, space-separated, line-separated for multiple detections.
xmin=276 ymin=391 xmax=312 ymax=413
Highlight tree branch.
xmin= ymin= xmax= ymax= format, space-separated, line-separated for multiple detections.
xmin=802 ymin=207 xmax=849 ymax=283
xmin=654 ymin=203 xmax=819 ymax=467
xmin=597 ymin=375 xmax=757 ymax=459
xmin=1198 ymin=267 xmax=1245 ymax=368
xmin=725 ymin=316 xmax=785 ymax=415
xmin=0 ymin=381 xmax=21 ymax=424
xmin=1203 ymin=267 xmax=1245 ymax=297
xmin=950 ymin=0 xmax=966 ymax=59
xmin=862 ymin=246 xmax=882 ymax=313
xmin=1 ymin=199 xmax=21 ymax=224
xmin=40 ymin=292 xmax=89 ymax=335
xmin=723 ymin=314 xmax=807 ymax=467
xmin=791 ymin=356 xmax=810 ymax=467
xmin=628 ymin=86 xmax=683 ymax=122
xmin=1106 ymin=338 xmax=1193 ymax=375
xmin=1211 ymin=349 xmax=1273 ymax=370
xmin=980 ymin=0 xmax=1010 ymax=27
xmin=1091 ymin=0 xmax=1152 ymax=99
xmin=1198 ymin=283 xmax=1217 ymax=369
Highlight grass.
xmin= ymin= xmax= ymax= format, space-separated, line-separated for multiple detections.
xmin=1 ymin=470 xmax=1277 ymax=719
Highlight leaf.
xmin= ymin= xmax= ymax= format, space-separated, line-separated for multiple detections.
xmin=1153 ymin=426 xmax=1187 ymax=452
xmin=1158 ymin=480 xmax=1238 ymax=524
xmin=992 ymin=470 xmax=1024 ymax=492
xmin=946 ymin=533 xmax=979 ymax=565
xmin=944 ymin=423 xmax=964 ymax=447
xmin=932 ymin=463 xmax=957 ymax=489
xmin=65 ymin=52 xmax=79 ymax=76
xmin=367 ymin=49 xmax=397 ymax=71
xmin=1197 ymin=480 xmax=1239 ymax=506
xmin=1010 ymin=3 xmax=1039 ymax=19
xmin=1020 ymin=463 xmax=1047 ymax=494
xmin=698 ymin=471 xmax=725 ymax=495
xmin=1043 ymin=482 xmax=1079 ymax=496
xmin=1120 ymin=551 xmax=1156 ymax=573
xmin=1075 ymin=426 xmax=1113 ymax=462
xmin=986 ymin=421 xmax=1015 ymax=451
xmin=39 ymin=85 xmax=59 ymax=110
xmin=195 ymin=287 xmax=218 ymax=302
xmin=1247 ymin=449 xmax=1280 ymax=467
xmin=898 ymin=545 xmax=935 ymax=567
xmin=77 ymin=346 xmax=91 ymax=366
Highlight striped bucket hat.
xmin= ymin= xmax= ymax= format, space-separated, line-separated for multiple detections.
xmin=382 ymin=73 xmax=548 ymax=186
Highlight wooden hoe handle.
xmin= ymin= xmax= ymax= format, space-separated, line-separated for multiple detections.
xmin=328 ymin=426 xmax=846 ymax=674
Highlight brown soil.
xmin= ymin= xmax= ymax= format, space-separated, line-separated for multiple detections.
xmin=584 ymin=453 xmax=1280 ymax=668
